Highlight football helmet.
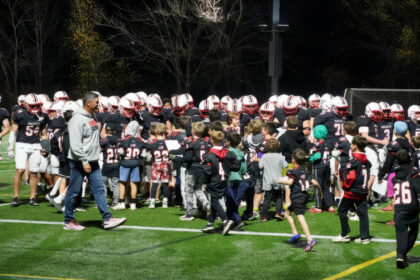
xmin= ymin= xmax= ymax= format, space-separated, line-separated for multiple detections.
xmin=207 ymin=95 xmax=220 ymax=109
xmin=378 ymin=101 xmax=391 ymax=120
xmin=320 ymin=93 xmax=333 ymax=113
xmin=226 ymin=99 xmax=242 ymax=114
xmin=108 ymin=96 xmax=120 ymax=113
xmin=221 ymin=95 xmax=232 ymax=110
xmin=62 ymin=101 xmax=80 ymax=114
xmin=25 ymin=93 xmax=43 ymax=114
xmin=76 ymin=99 xmax=83 ymax=107
xmin=268 ymin=95 xmax=278 ymax=107
xmin=147 ymin=94 xmax=163 ymax=116
xmin=331 ymin=96 xmax=348 ymax=117
xmin=259 ymin=102 xmax=275 ymax=121
xmin=42 ymin=101 xmax=53 ymax=115
xmin=308 ymin=93 xmax=321 ymax=109
xmin=276 ymin=94 xmax=289 ymax=109
xmin=124 ymin=92 xmax=142 ymax=112
xmin=298 ymin=96 xmax=307 ymax=109
xmin=365 ymin=102 xmax=382 ymax=122
xmin=283 ymin=95 xmax=299 ymax=116
xmin=48 ymin=101 xmax=66 ymax=118
xmin=391 ymin=103 xmax=405 ymax=121
xmin=38 ymin=94 xmax=50 ymax=104
xmin=198 ymin=99 xmax=214 ymax=119
xmin=242 ymin=95 xmax=259 ymax=115
xmin=18 ymin=94 xmax=26 ymax=107
xmin=119 ymin=97 xmax=136 ymax=118
xmin=98 ymin=96 xmax=109 ymax=113
xmin=53 ymin=91 xmax=70 ymax=102
xmin=171 ymin=94 xmax=189 ymax=116
xmin=185 ymin=93 xmax=194 ymax=108
xmin=408 ymin=105 xmax=420 ymax=122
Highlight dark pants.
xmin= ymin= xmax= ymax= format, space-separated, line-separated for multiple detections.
xmin=395 ymin=212 xmax=419 ymax=257
xmin=314 ymin=166 xmax=333 ymax=209
xmin=226 ymin=181 xmax=251 ymax=222
xmin=338 ymin=197 xmax=369 ymax=239
xmin=207 ymin=183 xmax=228 ymax=223
xmin=261 ymin=189 xmax=283 ymax=218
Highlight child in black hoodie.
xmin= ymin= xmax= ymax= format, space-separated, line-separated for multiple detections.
xmin=278 ymin=116 xmax=309 ymax=163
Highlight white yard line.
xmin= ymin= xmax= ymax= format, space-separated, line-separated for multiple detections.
xmin=0 ymin=218 xmax=416 ymax=244
xmin=0 ymin=203 xmax=12 ymax=207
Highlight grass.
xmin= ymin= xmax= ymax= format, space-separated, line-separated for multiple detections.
xmin=0 ymin=135 xmax=419 ymax=280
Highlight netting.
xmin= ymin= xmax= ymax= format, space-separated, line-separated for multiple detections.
xmin=343 ymin=88 xmax=420 ymax=117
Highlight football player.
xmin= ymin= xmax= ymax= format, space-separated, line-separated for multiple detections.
xmin=274 ymin=95 xmax=310 ymax=130
xmin=138 ymin=94 xmax=164 ymax=140
xmin=406 ymin=104 xmax=420 ymax=138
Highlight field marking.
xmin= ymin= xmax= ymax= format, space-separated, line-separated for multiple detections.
xmin=323 ymin=244 xmax=419 ymax=280
xmin=0 ymin=169 xmax=14 ymax=173
xmin=0 ymin=203 xmax=12 ymax=207
xmin=1 ymin=219 xmax=419 ymax=244
xmin=0 ymin=273 xmax=84 ymax=280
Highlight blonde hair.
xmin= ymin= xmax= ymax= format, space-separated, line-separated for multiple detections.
xmin=211 ymin=130 xmax=225 ymax=145
xmin=192 ymin=122 xmax=206 ymax=137
xmin=249 ymin=119 xmax=263 ymax=135
xmin=155 ymin=123 xmax=166 ymax=135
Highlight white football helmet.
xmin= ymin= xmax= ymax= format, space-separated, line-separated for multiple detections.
xmin=259 ymin=102 xmax=275 ymax=121
xmin=391 ymin=103 xmax=405 ymax=121
xmin=408 ymin=105 xmax=420 ymax=122
xmin=53 ymin=91 xmax=69 ymax=102
xmin=198 ymin=99 xmax=214 ymax=119
xmin=62 ymin=101 xmax=80 ymax=114
xmin=320 ymin=93 xmax=333 ymax=113
xmin=76 ymin=99 xmax=83 ymax=108
xmin=171 ymin=94 xmax=189 ymax=116
xmin=298 ymin=96 xmax=307 ymax=109
xmin=25 ymin=93 xmax=43 ymax=114
xmin=18 ymin=94 xmax=26 ymax=106
xmin=207 ymin=95 xmax=220 ymax=109
xmin=42 ymin=101 xmax=53 ymax=115
xmin=108 ymin=96 xmax=120 ymax=113
xmin=119 ymin=97 xmax=136 ymax=118
xmin=147 ymin=94 xmax=163 ymax=116
xmin=331 ymin=96 xmax=348 ymax=117
xmin=378 ymin=101 xmax=391 ymax=120
xmin=276 ymin=94 xmax=289 ymax=109
xmin=268 ymin=95 xmax=278 ymax=107
xmin=38 ymin=94 xmax=50 ymax=104
xmin=49 ymin=101 xmax=66 ymax=117
xmin=226 ymin=99 xmax=242 ymax=114
xmin=283 ymin=95 xmax=300 ymax=116
xmin=98 ymin=96 xmax=109 ymax=113
xmin=242 ymin=95 xmax=259 ymax=115
xmin=124 ymin=92 xmax=142 ymax=112
xmin=308 ymin=94 xmax=321 ymax=109
xmin=221 ymin=95 xmax=232 ymax=110
xmin=185 ymin=93 xmax=194 ymax=108
xmin=365 ymin=102 xmax=382 ymax=122
xmin=91 ymin=91 xmax=102 ymax=96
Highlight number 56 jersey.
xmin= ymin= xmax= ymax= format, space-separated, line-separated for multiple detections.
xmin=13 ymin=109 xmax=48 ymax=144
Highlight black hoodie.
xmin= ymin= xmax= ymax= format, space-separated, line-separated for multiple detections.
xmin=378 ymin=137 xmax=414 ymax=180
xmin=392 ymin=163 xmax=420 ymax=215
xmin=278 ymin=129 xmax=310 ymax=163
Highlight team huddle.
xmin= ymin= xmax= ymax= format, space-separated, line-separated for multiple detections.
xmin=1 ymin=90 xmax=419 ymax=266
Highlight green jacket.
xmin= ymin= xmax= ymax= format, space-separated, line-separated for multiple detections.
xmin=228 ymin=147 xmax=246 ymax=181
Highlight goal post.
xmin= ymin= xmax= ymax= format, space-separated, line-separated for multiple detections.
xmin=343 ymin=88 xmax=420 ymax=118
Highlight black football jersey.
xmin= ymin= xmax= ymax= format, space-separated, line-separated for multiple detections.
xmin=240 ymin=112 xmax=258 ymax=133
xmin=95 ymin=111 xmax=110 ymax=127
xmin=286 ymin=165 xmax=313 ymax=200
xmin=356 ymin=115 xmax=381 ymax=139
xmin=309 ymin=108 xmax=322 ymax=118
xmin=12 ymin=109 xmax=48 ymax=144
xmin=148 ymin=139 xmax=170 ymax=163
xmin=413 ymin=149 xmax=420 ymax=168
xmin=184 ymin=137 xmax=211 ymax=175
xmin=407 ymin=120 xmax=420 ymax=137
xmin=167 ymin=130 xmax=187 ymax=143
xmin=118 ymin=136 xmax=147 ymax=167
xmin=335 ymin=136 xmax=352 ymax=167
xmin=100 ymin=135 xmax=120 ymax=177
xmin=379 ymin=137 xmax=413 ymax=179
xmin=106 ymin=111 xmax=138 ymax=139
xmin=0 ymin=108 xmax=10 ymax=133
xmin=138 ymin=111 xmax=165 ymax=140
xmin=310 ymin=139 xmax=330 ymax=169
xmin=392 ymin=166 xmax=420 ymax=214
xmin=10 ymin=105 xmax=21 ymax=114
xmin=203 ymin=148 xmax=238 ymax=190
xmin=165 ymin=107 xmax=199 ymax=124
xmin=378 ymin=119 xmax=393 ymax=140
xmin=314 ymin=111 xmax=349 ymax=148
xmin=274 ymin=108 xmax=310 ymax=129
xmin=47 ymin=117 xmax=66 ymax=141
xmin=51 ymin=127 xmax=70 ymax=163
xmin=344 ymin=155 xmax=371 ymax=196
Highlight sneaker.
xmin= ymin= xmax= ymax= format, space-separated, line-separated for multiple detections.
xmin=332 ymin=235 xmax=351 ymax=243
xmin=289 ymin=233 xmax=301 ymax=243
xmin=29 ymin=198 xmax=39 ymax=206
xmin=396 ymin=258 xmax=406 ymax=269
xmin=46 ymin=193 xmax=54 ymax=204
xmin=23 ymin=179 xmax=30 ymax=186
xmin=11 ymin=197 xmax=20 ymax=207
xmin=103 ymin=217 xmax=127 ymax=229
xmin=354 ymin=238 xmax=370 ymax=244
xmin=201 ymin=223 xmax=215 ymax=233
xmin=382 ymin=204 xmax=393 ymax=211
xmin=52 ymin=197 xmax=64 ymax=212
xmin=63 ymin=219 xmax=85 ymax=231
xmin=74 ymin=207 xmax=86 ymax=212
xmin=222 ymin=220 xmax=234 ymax=236
xmin=155 ymin=198 xmax=161 ymax=204
xmin=149 ymin=199 xmax=156 ymax=209
xmin=162 ymin=198 xmax=168 ymax=208
xmin=327 ymin=207 xmax=335 ymax=213
xmin=304 ymin=239 xmax=318 ymax=252
xmin=241 ymin=213 xmax=254 ymax=221
xmin=145 ymin=198 xmax=152 ymax=204
xmin=130 ymin=203 xmax=137 ymax=211
xmin=239 ymin=201 xmax=247 ymax=208
xmin=386 ymin=220 xmax=395 ymax=226
xmin=260 ymin=216 xmax=268 ymax=222
xmin=309 ymin=208 xmax=322 ymax=213
xmin=112 ymin=202 xmax=126 ymax=210
xmin=231 ymin=221 xmax=244 ymax=231
xmin=252 ymin=211 xmax=260 ymax=219
xmin=275 ymin=212 xmax=284 ymax=221
xmin=180 ymin=214 xmax=195 ymax=221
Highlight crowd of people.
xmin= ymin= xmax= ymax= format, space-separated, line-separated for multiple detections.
xmin=0 ymin=90 xmax=419 ymax=266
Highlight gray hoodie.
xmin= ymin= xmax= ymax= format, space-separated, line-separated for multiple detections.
xmin=68 ymin=107 xmax=101 ymax=164
xmin=124 ymin=120 xmax=140 ymax=137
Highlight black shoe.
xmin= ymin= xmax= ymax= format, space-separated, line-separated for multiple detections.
xmin=241 ymin=213 xmax=253 ymax=221
xmin=11 ymin=197 xmax=20 ymax=207
xmin=231 ymin=221 xmax=244 ymax=231
xmin=222 ymin=220 xmax=234 ymax=236
xmin=29 ymin=198 xmax=39 ymax=206
xmin=201 ymin=223 xmax=215 ymax=233
xmin=396 ymin=258 xmax=405 ymax=269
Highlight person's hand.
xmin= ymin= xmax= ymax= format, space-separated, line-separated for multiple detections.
xmin=382 ymin=137 xmax=389 ymax=146
xmin=83 ymin=162 xmax=91 ymax=174
xmin=8 ymin=149 xmax=14 ymax=159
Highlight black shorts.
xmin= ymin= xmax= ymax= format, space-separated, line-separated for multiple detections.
xmin=290 ymin=196 xmax=308 ymax=215
xmin=59 ymin=162 xmax=70 ymax=179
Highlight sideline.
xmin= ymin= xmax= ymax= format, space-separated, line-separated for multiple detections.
xmin=0 ymin=273 xmax=84 ymax=280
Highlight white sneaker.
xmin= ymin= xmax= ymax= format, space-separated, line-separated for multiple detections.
xmin=130 ymin=203 xmax=137 ymax=210
xmin=112 ymin=202 xmax=126 ymax=210
xmin=145 ymin=198 xmax=152 ymax=204
xmin=64 ymin=219 xmax=85 ymax=231
xmin=149 ymin=199 xmax=156 ymax=209
xmin=332 ymin=235 xmax=351 ymax=243
xmin=162 ymin=198 xmax=168 ymax=208
xmin=239 ymin=201 xmax=247 ymax=208
xmin=103 ymin=217 xmax=127 ymax=229
xmin=355 ymin=238 xmax=370 ymax=244
xmin=52 ymin=196 xmax=64 ymax=212
xmin=46 ymin=193 xmax=54 ymax=204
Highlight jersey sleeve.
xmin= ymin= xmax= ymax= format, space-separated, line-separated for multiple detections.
xmin=356 ymin=116 xmax=370 ymax=133
xmin=299 ymin=108 xmax=310 ymax=121
xmin=0 ymin=108 xmax=10 ymax=120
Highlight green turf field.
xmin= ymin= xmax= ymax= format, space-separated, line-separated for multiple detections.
xmin=0 ymin=135 xmax=419 ymax=280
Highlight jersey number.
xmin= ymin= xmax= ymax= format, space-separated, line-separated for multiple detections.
xmin=334 ymin=123 xmax=344 ymax=136
xmin=361 ymin=168 xmax=368 ymax=189
xmin=25 ymin=125 xmax=40 ymax=137
xmin=219 ymin=162 xmax=226 ymax=181
xmin=125 ymin=147 xmax=140 ymax=160
xmin=106 ymin=148 xmax=119 ymax=164
xmin=394 ymin=181 xmax=412 ymax=205
xmin=154 ymin=150 xmax=169 ymax=162
xmin=299 ymin=179 xmax=310 ymax=191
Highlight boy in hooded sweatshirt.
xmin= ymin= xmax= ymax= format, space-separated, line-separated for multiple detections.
xmin=115 ymin=121 xmax=147 ymax=210
xmin=278 ymin=116 xmax=309 ymax=164
xmin=333 ymin=135 xmax=372 ymax=244
xmin=309 ymin=125 xmax=334 ymax=213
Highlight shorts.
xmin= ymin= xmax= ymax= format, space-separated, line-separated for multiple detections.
xmin=15 ymin=142 xmax=42 ymax=172
xmin=290 ymin=196 xmax=308 ymax=215
xmin=120 ymin=166 xmax=140 ymax=183
xmin=253 ymin=177 xmax=263 ymax=194
xmin=143 ymin=164 xmax=153 ymax=182
xmin=39 ymin=154 xmax=49 ymax=173
xmin=59 ymin=162 xmax=70 ymax=178
xmin=152 ymin=162 xmax=171 ymax=183
xmin=49 ymin=155 xmax=60 ymax=175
